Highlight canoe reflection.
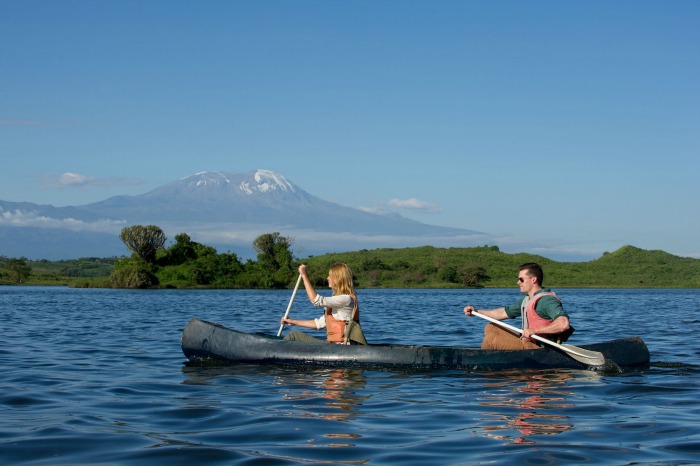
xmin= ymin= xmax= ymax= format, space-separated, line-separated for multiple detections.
xmin=475 ymin=371 xmax=592 ymax=445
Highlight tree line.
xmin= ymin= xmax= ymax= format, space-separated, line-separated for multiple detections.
xmin=0 ymin=225 xmax=297 ymax=289
xmin=111 ymin=225 xmax=296 ymax=289
xmin=110 ymin=225 xmax=496 ymax=289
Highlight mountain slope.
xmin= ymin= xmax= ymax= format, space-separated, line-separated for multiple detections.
xmin=81 ymin=170 xmax=477 ymax=235
xmin=0 ymin=170 xmax=489 ymax=260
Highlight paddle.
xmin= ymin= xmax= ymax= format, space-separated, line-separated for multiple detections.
xmin=277 ymin=274 xmax=303 ymax=337
xmin=471 ymin=310 xmax=607 ymax=367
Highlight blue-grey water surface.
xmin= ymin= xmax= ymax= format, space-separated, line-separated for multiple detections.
xmin=1 ymin=286 xmax=699 ymax=465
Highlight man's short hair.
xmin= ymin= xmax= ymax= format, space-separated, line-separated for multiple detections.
xmin=519 ymin=262 xmax=543 ymax=285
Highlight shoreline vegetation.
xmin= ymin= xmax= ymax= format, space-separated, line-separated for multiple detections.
xmin=1 ymin=227 xmax=699 ymax=289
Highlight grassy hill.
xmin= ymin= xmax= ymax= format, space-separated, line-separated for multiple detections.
xmin=0 ymin=257 xmax=117 ymax=287
xmin=301 ymin=245 xmax=700 ymax=288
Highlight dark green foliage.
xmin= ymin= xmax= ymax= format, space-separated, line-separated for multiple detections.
xmin=251 ymin=232 xmax=295 ymax=289
xmin=438 ymin=265 xmax=458 ymax=283
xmin=110 ymin=257 xmax=159 ymax=289
xmin=5 ymin=257 xmax=31 ymax=283
xmin=149 ymin=234 xmax=243 ymax=288
xmin=119 ymin=225 xmax=167 ymax=263
xmin=161 ymin=233 xmax=198 ymax=265
xmin=110 ymin=231 xmax=293 ymax=289
xmin=56 ymin=257 xmax=118 ymax=277
xmin=457 ymin=264 xmax=489 ymax=287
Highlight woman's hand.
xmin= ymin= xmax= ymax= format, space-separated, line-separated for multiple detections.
xmin=298 ymin=263 xmax=318 ymax=302
xmin=281 ymin=316 xmax=294 ymax=326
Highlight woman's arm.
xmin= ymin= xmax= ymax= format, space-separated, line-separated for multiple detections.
xmin=280 ymin=316 xmax=319 ymax=329
xmin=298 ymin=264 xmax=318 ymax=303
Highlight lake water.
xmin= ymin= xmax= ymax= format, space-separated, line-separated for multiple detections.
xmin=1 ymin=286 xmax=699 ymax=465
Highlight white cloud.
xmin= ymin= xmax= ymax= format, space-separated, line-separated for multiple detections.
xmin=182 ymin=223 xmax=493 ymax=259
xmin=357 ymin=206 xmax=394 ymax=216
xmin=0 ymin=209 xmax=125 ymax=233
xmin=59 ymin=172 xmax=91 ymax=187
xmin=388 ymin=197 xmax=442 ymax=214
xmin=43 ymin=172 xmax=143 ymax=189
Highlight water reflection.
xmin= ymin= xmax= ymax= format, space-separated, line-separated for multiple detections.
xmin=319 ymin=369 xmax=368 ymax=423
xmin=181 ymin=364 xmax=368 ymax=423
xmin=181 ymin=363 xmax=370 ymax=462
xmin=181 ymin=361 xmax=237 ymax=385
xmin=474 ymin=370 xmax=598 ymax=445
xmin=277 ymin=369 xmax=368 ymax=422
xmin=274 ymin=368 xmax=370 ymax=464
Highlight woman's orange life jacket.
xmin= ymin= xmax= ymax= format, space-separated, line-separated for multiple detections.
xmin=325 ymin=298 xmax=359 ymax=343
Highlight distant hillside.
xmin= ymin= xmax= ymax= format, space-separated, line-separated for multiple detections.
xmin=5 ymin=244 xmax=698 ymax=288
xmin=302 ymin=245 xmax=700 ymax=288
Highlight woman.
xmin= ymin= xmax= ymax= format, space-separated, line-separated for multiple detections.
xmin=281 ymin=263 xmax=364 ymax=344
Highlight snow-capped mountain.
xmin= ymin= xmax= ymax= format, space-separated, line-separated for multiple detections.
xmin=0 ymin=170 xmax=490 ymax=260
xmin=81 ymin=170 xmax=318 ymax=223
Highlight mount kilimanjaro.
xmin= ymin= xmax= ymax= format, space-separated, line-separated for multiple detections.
xmin=0 ymin=170 xmax=490 ymax=260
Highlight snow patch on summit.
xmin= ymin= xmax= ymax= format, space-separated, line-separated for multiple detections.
xmin=190 ymin=172 xmax=231 ymax=188
xmin=240 ymin=169 xmax=295 ymax=195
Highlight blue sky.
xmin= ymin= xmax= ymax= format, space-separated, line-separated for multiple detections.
xmin=1 ymin=0 xmax=698 ymax=261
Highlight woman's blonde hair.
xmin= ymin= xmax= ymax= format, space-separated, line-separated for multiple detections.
xmin=328 ymin=263 xmax=359 ymax=321
xmin=329 ymin=263 xmax=355 ymax=296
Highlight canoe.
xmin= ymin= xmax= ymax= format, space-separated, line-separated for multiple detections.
xmin=181 ymin=318 xmax=650 ymax=371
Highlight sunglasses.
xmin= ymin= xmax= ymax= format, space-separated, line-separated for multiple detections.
xmin=517 ymin=276 xmax=528 ymax=283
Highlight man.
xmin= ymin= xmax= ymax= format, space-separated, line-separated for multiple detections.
xmin=463 ymin=262 xmax=572 ymax=350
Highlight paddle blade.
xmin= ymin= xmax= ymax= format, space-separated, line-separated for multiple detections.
xmin=561 ymin=343 xmax=606 ymax=366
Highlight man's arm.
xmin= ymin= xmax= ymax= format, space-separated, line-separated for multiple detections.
xmin=464 ymin=305 xmax=509 ymax=320
xmin=523 ymin=315 xmax=570 ymax=339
